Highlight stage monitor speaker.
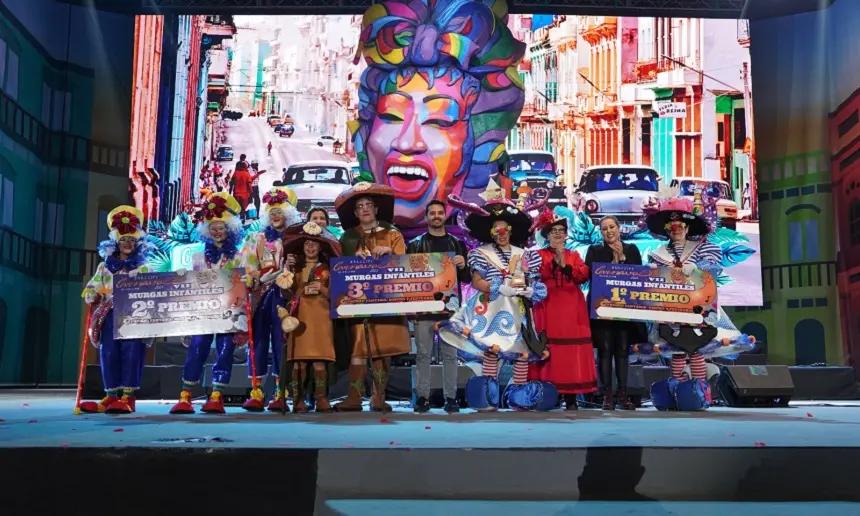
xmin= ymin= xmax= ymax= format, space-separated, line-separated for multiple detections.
xmin=204 ymin=364 xmax=276 ymax=406
xmin=716 ymin=365 xmax=794 ymax=407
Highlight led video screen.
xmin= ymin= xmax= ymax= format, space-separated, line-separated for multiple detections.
xmin=128 ymin=13 xmax=762 ymax=306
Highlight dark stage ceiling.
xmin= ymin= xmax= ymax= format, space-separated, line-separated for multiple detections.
xmin=68 ymin=0 xmax=837 ymax=20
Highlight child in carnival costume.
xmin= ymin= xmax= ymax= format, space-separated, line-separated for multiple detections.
xmin=436 ymin=181 xmax=556 ymax=411
xmin=80 ymin=206 xmax=154 ymax=414
xmin=169 ymin=192 xmax=253 ymax=415
xmin=640 ymin=197 xmax=756 ymax=382
xmin=241 ymin=186 xmax=301 ymax=411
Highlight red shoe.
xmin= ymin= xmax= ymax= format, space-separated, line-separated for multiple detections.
xmin=241 ymin=388 xmax=266 ymax=412
xmin=122 ymin=395 xmax=137 ymax=412
xmin=169 ymin=390 xmax=195 ymax=414
xmin=105 ymin=397 xmax=133 ymax=414
xmin=79 ymin=396 xmax=118 ymax=414
xmin=201 ymin=391 xmax=226 ymax=414
xmin=266 ymin=389 xmax=287 ymax=412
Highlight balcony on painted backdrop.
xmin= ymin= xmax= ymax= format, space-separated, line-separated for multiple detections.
xmin=578 ymin=16 xmax=617 ymax=44
xmin=656 ymin=56 xmax=702 ymax=89
xmin=0 ymin=227 xmax=99 ymax=283
xmin=203 ymin=15 xmax=236 ymax=37
xmin=762 ymin=261 xmax=838 ymax=291
xmin=587 ymin=93 xmax=617 ymax=116
xmin=0 ymin=90 xmax=126 ymax=176
xmin=635 ymin=59 xmax=658 ymax=84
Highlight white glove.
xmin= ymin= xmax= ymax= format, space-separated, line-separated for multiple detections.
xmin=175 ymin=268 xmax=188 ymax=277
xmin=260 ymin=268 xmax=283 ymax=284
xmin=128 ymin=268 xmax=140 ymax=278
xmin=682 ymin=263 xmax=696 ymax=276
xmin=522 ymin=286 xmax=535 ymax=299
xmin=649 ymin=263 xmax=658 ymax=269
xmin=84 ymin=292 xmax=98 ymax=305
xmin=498 ymin=283 xmax=518 ymax=297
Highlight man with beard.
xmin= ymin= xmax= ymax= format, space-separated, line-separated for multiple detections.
xmin=406 ymin=200 xmax=470 ymax=413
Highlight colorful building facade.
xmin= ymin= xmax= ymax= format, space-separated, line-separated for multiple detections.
xmin=0 ymin=1 xmax=133 ymax=385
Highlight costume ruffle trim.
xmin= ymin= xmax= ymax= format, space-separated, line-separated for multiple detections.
xmin=632 ymin=333 xmax=756 ymax=360
xmin=437 ymin=319 xmax=545 ymax=363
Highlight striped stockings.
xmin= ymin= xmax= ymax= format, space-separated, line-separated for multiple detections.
xmin=481 ymin=351 xmax=529 ymax=385
xmin=481 ymin=351 xmax=499 ymax=377
xmin=512 ymin=361 xmax=528 ymax=385
xmin=670 ymin=352 xmax=707 ymax=380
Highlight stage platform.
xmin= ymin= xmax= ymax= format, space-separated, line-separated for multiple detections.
xmin=1 ymin=390 xmax=859 ymax=515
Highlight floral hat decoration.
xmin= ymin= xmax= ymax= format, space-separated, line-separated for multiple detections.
xmin=107 ymin=205 xmax=145 ymax=240
xmin=262 ymin=186 xmax=298 ymax=213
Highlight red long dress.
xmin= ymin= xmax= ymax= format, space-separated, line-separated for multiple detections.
xmin=528 ymin=248 xmax=597 ymax=394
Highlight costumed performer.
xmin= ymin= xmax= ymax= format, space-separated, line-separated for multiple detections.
xmin=436 ymin=182 xmax=554 ymax=411
xmin=79 ymin=206 xmax=153 ymax=414
xmin=333 ymin=182 xmax=411 ymax=413
xmin=584 ymin=215 xmax=647 ymax=410
xmin=169 ymin=192 xmax=252 ymax=415
xmin=527 ymin=209 xmax=597 ymax=410
xmin=643 ymin=197 xmax=756 ymax=382
xmin=242 ymin=186 xmax=300 ymax=411
xmin=276 ymin=221 xmax=342 ymax=413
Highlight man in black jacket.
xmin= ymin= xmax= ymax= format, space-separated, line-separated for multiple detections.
xmin=406 ymin=200 xmax=471 ymax=413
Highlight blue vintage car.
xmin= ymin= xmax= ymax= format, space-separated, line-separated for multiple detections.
xmin=215 ymin=144 xmax=234 ymax=161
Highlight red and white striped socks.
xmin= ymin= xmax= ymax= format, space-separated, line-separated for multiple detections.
xmin=671 ymin=352 xmax=708 ymax=380
xmin=512 ymin=361 xmax=528 ymax=385
xmin=481 ymin=350 xmax=499 ymax=377
xmin=690 ymin=352 xmax=707 ymax=380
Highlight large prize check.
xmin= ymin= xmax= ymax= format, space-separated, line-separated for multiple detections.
xmin=329 ymin=253 xmax=459 ymax=319
xmin=589 ymin=263 xmax=718 ymax=326
xmin=112 ymin=269 xmax=249 ymax=339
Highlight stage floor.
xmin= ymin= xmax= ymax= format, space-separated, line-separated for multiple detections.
xmin=3 ymin=390 xmax=860 ymax=514
xmin=1 ymin=390 xmax=858 ymax=449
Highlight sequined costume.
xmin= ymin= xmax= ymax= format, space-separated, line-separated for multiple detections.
xmin=170 ymin=193 xmax=251 ymax=415
xmin=79 ymin=205 xmax=152 ymax=414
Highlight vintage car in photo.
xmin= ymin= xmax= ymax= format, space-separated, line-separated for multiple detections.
xmin=277 ymin=160 xmax=353 ymax=224
xmin=500 ymin=150 xmax=567 ymax=209
xmin=572 ymin=165 xmax=661 ymax=227
xmin=215 ymin=144 xmax=234 ymax=161
xmin=669 ymin=177 xmax=739 ymax=229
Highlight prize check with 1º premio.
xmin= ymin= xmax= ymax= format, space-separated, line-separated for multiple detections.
xmin=589 ymin=263 xmax=718 ymax=326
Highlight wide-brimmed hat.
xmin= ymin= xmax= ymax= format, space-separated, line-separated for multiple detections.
xmin=645 ymin=197 xmax=710 ymax=238
xmin=334 ymin=182 xmax=395 ymax=230
xmin=531 ymin=208 xmax=568 ymax=239
xmin=282 ymin=221 xmax=342 ymax=257
xmin=106 ymin=205 xmax=145 ymax=240
xmin=466 ymin=199 xmax=531 ymax=244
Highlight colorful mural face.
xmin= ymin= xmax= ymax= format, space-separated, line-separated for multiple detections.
xmin=352 ymin=0 xmax=526 ymax=226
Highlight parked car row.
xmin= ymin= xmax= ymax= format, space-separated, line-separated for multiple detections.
xmin=569 ymin=164 xmax=740 ymax=230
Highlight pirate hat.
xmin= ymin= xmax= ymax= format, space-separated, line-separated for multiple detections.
xmin=645 ymin=197 xmax=710 ymax=238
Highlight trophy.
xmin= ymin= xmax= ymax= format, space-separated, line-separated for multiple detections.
xmin=509 ymin=270 xmax=528 ymax=294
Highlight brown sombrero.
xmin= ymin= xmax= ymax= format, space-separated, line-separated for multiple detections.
xmin=334 ymin=182 xmax=395 ymax=230
xmin=282 ymin=222 xmax=342 ymax=257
